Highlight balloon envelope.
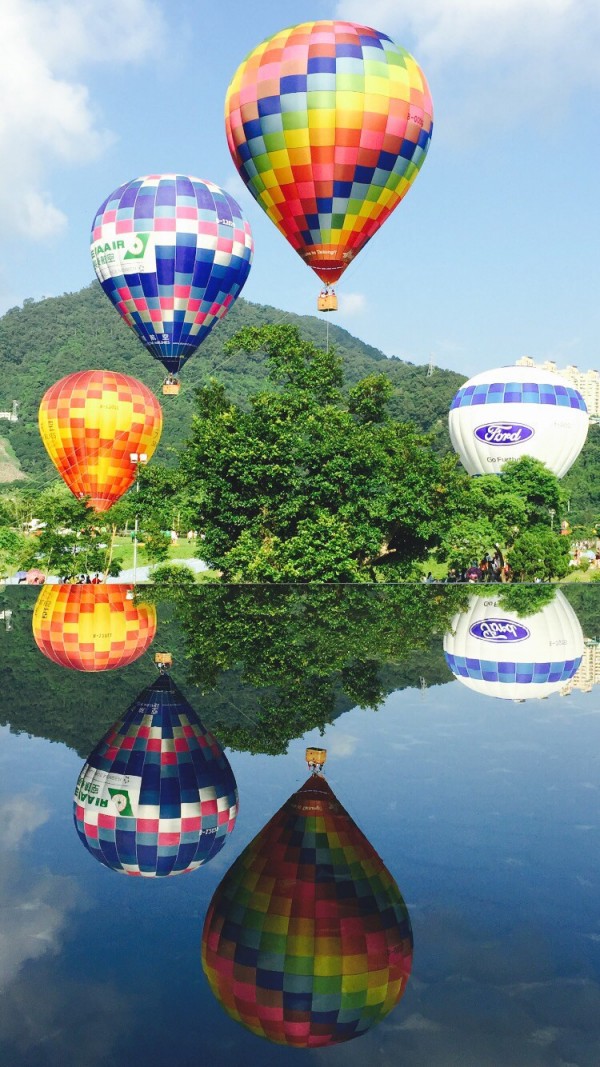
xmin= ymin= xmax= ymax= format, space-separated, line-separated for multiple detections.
xmin=38 ymin=370 xmax=162 ymax=511
xmin=202 ymin=774 xmax=412 ymax=1047
xmin=448 ymin=366 xmax=589 ymax=478
xmin=225 ymin=20 xmax=433 ymax=285
xmin=32 ymin=583 xmax=157 ymax=671
xmin=91 ymin=174 xmax=254 ymax=375
xmin=74 ymin=674 xmax=238 ymax=876
xmin=443 ymin=591 xmax=584 ymax=700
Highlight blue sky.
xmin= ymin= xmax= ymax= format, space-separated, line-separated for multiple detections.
xmin=0 ymin=0 xmax=598 ymax=379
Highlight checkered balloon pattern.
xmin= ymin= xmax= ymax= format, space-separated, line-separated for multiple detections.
xmin=38 ymin=370 xmax=162 ymax=512
xmin=225 ymin=20 xmax=433 ymax=285
xmin=91 ymin=174 xmax=254 ymax=375
xmin=32 ymin=583 xmax=157 ymax=671
xmin=202 ymin=774 xmax=412 ymax=1047
xmin=74 ymin=673 xmax=239 ymax=876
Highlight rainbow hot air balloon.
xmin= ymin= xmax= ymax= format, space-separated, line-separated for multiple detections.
xmin=91 ymin=174 xmax=254 ymax=385
xmin=225 ymin=21 xmax=433 ymax=306
xmin=38 ymin=370 xmax=162 ymax=511
xmin=74 ymin=673 xmax=238 ymax=876
xmin=202 ymin=773 xmax=412 ymax=1047
xmin=32 ymin=583 xmax=157 ymax=671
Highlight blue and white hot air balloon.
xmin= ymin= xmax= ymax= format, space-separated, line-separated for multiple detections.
xmin=449 ymin=366 xmax=589 ymax=478
xmin=91 ymin=174 xmax=254 ymax=384
xmin=443 ymin=592 xmax=584 ymax=701
xmin=74 ymin=673 xmax=238 ymax=876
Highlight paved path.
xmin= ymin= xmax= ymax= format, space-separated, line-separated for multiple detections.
xmin=3 ymin=558 xmax=210 ymax=584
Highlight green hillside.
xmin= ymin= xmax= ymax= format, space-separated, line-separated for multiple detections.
xmin=0 ymin=284 xmax=465 ymax=481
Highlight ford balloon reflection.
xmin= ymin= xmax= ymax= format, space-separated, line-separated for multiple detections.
xmin=202 ymin=772 xmax=412 ymax=1046
xmin=91 ymin=174 xmax=253 ymax=381
xmin=225 ymin=21 xmax=433 ymax=301
xmin=74 ymin=673 xmax=238 ymax=876
xmin=448 ymin=366 xmax=589 ymax=478
xmin=32 ymin=584 xmax=156 ymax=671
xmin=444 ymin=591 xmax=584 ymax=701
xmin=38 ymin=370 xmax=162 ymax=510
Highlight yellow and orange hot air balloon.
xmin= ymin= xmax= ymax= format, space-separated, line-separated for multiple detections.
xmin=38 ymin=370 xmax=162 ymax=511
xmin=32 ymin=583 xmax=157 ymax=671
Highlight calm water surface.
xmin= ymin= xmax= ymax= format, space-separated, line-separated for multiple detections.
xmin=1 ymin=585 xmax=599 ymax=1067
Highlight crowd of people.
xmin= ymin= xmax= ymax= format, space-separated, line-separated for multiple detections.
xmin=423 ymin=547 xmax=512 ymax=584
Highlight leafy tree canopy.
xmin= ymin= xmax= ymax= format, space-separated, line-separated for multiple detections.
xmin=176 ymin=325 xmax=469 ymax=581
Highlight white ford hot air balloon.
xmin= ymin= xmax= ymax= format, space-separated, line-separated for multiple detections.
xmin=443 ymin=592 xmax=584 ymax=701
xmin=448 ymin=366 xmax=589 ymax=478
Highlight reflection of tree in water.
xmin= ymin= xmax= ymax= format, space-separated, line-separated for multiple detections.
xmin=167 ymin=585 xmax=470 ymax=754
xmin=473 ymin=583 xmax=558 ymax=618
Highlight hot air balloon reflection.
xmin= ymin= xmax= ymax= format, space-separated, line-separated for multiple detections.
xmin=448 ymin=366 xmax=589 ymax=478
xmin=74 ymin=672 xmax=238 ymax=876
xmin=202 ymin=757 xmax=412 ymax=1047
xmin=91 ymin=174 xmax=253 ymax=391
xmin=444 ymin=591 xmax=584 ymax=701
xmin=38 ymin=370 xmax=162 ymax=511
xmin=32 ymin=583 xmax=156 ymax=672
xmin=225 ymin=21 xmax=433 ymax=310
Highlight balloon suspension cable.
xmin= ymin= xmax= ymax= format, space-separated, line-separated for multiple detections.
xmin=306 ymin=747 xmax=327 ymax=776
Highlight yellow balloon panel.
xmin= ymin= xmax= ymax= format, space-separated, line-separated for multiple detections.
xmin=38 ymin=370 xmax=162 ymax=511
xmin=32 ymin=583 xmax=157 ymax=671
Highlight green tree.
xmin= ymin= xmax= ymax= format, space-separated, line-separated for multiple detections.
xmin=508 ymin=528 xmax=570 ymax=581
xmin=146 ymin=583 xmax=469 ymax=754
xmin=16 ymin=483 xmax=123 ymax=579
xmin=179 ymin=325 xmax=467 ymax=581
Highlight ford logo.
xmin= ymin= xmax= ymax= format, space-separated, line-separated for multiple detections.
xmin=474 ymin=422 xmax=535 ymax=446
xmin=469 ymin=619 xmax=530 ymax=643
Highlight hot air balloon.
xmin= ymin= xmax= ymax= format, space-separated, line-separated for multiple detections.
xmin=202 ymin=771 xmax=412 ymax=1047
xmin=91 ymin=174 xmax=254 ymax=391
xmin=448 ymin=366 xmax=589 ymax=478
xmin=73 ymin=673 xmax=238 ymax=876
xmin=225 ymin=21 xmax=433 ymax=309
xmin=443 ymin=591 xmax=584 ymax=701
xmin=38 ymin=370 xmax=162 ymax=511
xmin=32 ymin=583 xmax=157 ymax=671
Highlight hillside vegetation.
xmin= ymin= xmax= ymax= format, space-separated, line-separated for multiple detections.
xmin=0 ymin=284 xmax=465 ymax=481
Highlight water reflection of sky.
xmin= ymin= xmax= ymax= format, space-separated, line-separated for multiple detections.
xmin=1 ymin=591 xmax=599 ymax=1066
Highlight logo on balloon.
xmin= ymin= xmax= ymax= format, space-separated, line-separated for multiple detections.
xmin=469 ymin=619 xmax=531 ymax=643
xmin=124 ymin=233 xmax=151 ymax=259
xmin=475 ymin=423 xmax=535 ymax=446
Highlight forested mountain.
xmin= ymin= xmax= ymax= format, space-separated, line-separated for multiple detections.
xmin=0 ymin=283 xmax=465 ymax=481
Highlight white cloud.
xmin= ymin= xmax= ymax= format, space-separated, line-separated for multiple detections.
xmin=335 ymin=0 xmax=600 ymax=134
xmin=0 ymin=793 xmax=79 ymax=992
xmin=339 ymin=292 xmax=367 ymax=317
xmin=0 ymin=0 xmax=164 ymax=240
xmin=326 ymin=731 xmax=359 ymax=758
xmin=0 ymin=794 xmax=48 ymax=848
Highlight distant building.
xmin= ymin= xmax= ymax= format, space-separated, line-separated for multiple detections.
xmin=0 ymin=401 xmax=18 ymax=422
xmin=516 ymin=356 xmax=600 ymax=418
xmin=561 ymin=639 xmax=600 ymax=696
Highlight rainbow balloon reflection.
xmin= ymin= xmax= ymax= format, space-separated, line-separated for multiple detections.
xmin=74 ymin=673 xmax=238 ymax=876
xmin=202 ymin=774 xmax=412 ymax=1046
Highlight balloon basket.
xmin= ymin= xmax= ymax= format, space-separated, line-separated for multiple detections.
xmin=155 ymin=652 xmax=173 ymax=671
xmin=317 ymin=290 xmax=337 ymax=312
xmin=306 ymin=747 xmax=327 ymax=774
xmin=162 ymin=382 xmax=181 ymax=396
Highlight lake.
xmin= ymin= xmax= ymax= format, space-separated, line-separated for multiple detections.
xmin=0 ymin=583 xmax=598 ymax=1067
